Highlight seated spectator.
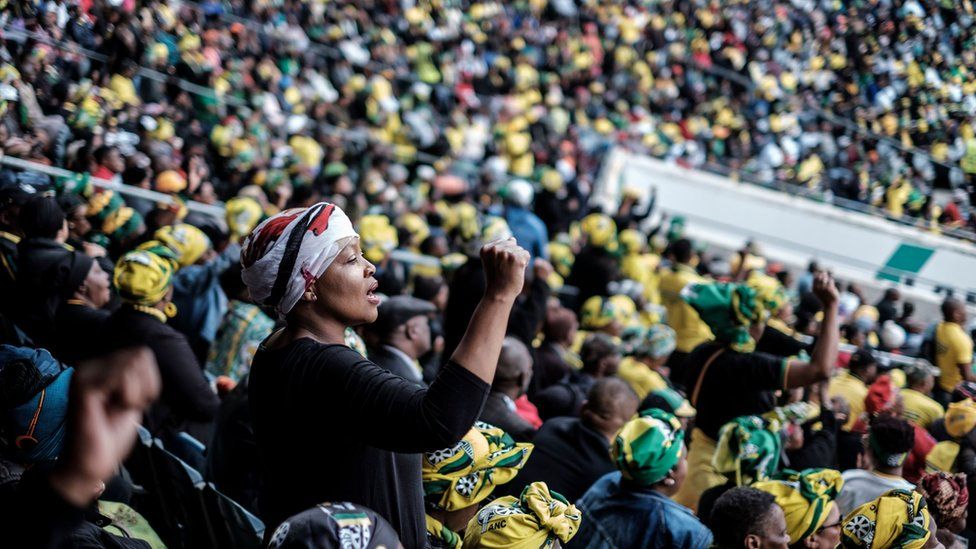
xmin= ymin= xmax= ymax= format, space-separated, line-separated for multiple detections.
xmin=266 ymin=502 xmax=402 ymax=549
xmin=709 ymin=486 xmax=790 ymax=549
xmin=853 ymin=375 xmax=935 ymax=484
xmin=533 ymin=333 xmax=621 ymax=420
xmin=828 ymin=349 xmax=880 ymax=471
xmin=103 ymin=248 xmax=219 ymax=445
xmin=698 ymin=415 xmax=784 ymax=526
xmin=917 ymin=473 xmax=969 ymax=542
xmin=836 ymin=414 xmax=916 ymax=515
xmin=901 ymin=360 xmax=946 ymax=430
xmin=753 ymin=469 xmax=844 ymax=549
xmin=421 ymin=423 xmax=532 ymax=548
xmin=531 ymin=306 xmax=580 ymax=396
xmin=205 ymin=263 xmax=274 ymax=383
xmin=570 ymin=409 xmax=713 ymax=548
xmin=463 ymin=482 xmax=581 ymax=548
xmin=153 ymin=223 xmax=235 ymax=362
xmin=497 ymin=378 xmax=638 ymax=503
xmin=640 ymin=388 xmax=697 ymax=430
xmin=52 ymin=254 xmax=111 ymax=366
xmin=480 ymin=337 xmax=537 ymax=442
xmin=617 ymin=324 xmax=677 ymax=399
xmin=364 ymin=295 xmax=436 ymax=386
xmin=839 ymin=489 xmax=941 ymax=549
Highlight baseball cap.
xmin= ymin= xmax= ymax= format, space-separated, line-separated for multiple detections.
xmin=370 ymin=295 xmax=435 ymax=338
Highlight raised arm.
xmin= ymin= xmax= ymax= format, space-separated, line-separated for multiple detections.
xmin=450 ymin=238 xmax=531 ymax=384
xmin=785 ymin=273 xmax=840 ymax=388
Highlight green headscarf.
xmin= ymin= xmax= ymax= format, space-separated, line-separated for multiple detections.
xmin=713 ymin=415 xmax=783 ymax=486
xmin=611 ymin=408 xmax=685 ymax=486
xmin=682 ymin=282 xmax=767 ymax=352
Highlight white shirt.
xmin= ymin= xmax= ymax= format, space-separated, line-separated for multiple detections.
xmin=836 ymin=469 xmax=914 ymax=516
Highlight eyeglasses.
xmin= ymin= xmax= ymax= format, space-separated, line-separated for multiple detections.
xmin=817 ymin=520 xmax=842 ymax=533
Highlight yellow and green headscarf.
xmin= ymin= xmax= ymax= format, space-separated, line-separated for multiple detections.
xmin=101 ymin=206 xmax=144 ymax=244
xmin=548 ymin=241 xmax=574 ymax=278
xmin=746 ymin=271 xmax=790 ymax=316
xmin=114 ymin=250 xmax=176 ymax=306
xmin=225 ymin=196 xmax=264 ymax=240
xmin=463 ymin=482 xmax=581 ymax=549
xmin=713 ymin=415 xmax=783 ymax=486
xmin=359 ymin=215 xmax=399 ymax=264
xmin=611 ymin=408 xmax=685 ymax=486
xmin=754 ymin=469 xmax=844 ymax=544
xmin=841 ymin=489 xmax=932 ymax=548
xmin=580 ymin=296 xmax=617 ymax=330
xmin=580 ymin=213 xmax=616 ymax=249
xmin=154 ymin=224 xmax=211 ymax=268
xmin=422 ymin=422 xmax=533 ymax=512
xmin=682 ymin=282 xmax=768 ymax=352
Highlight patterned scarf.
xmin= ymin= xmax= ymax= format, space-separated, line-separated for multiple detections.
xmin=713 ymin=415 xmax=783 ymax=486
xmin=754 ymin=469 xmax=844 ymax=543
xmin=611 ymin=408 xmax=685 ymax=486
xmin=463 ymin=482 xmax=582 ymax=548
xmin=682 ymin=282 xmax=767 ymax=352
xmin=841 ymin=489 xmax=932 ymax=548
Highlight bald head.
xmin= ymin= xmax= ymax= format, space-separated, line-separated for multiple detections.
xmin=581 ymin=378 xmax=639 ymax=441
xmin=943 ymin=298 xmax=967 ymax=324
xmin=493 ymin=337 xmax=533 ymax=392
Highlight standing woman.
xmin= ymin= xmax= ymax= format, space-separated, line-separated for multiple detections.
xmin=241 ymin=202 xmax=529 ymax=546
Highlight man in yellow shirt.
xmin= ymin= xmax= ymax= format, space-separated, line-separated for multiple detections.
xmin=900 ymin=360 xmax=944 ymax=429
xmin=827 ymin=349 xmax=878 ymax=432
xmin=934 ymin=298 xmax=974 ymax=404
xmin=617 ymin=324 xmax=676 ymax=399
xmin=658 ymin=239 xmax=712 ymax=384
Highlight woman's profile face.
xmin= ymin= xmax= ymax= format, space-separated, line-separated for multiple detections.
xmin=312 ymin=239 xmax=380 ymax=326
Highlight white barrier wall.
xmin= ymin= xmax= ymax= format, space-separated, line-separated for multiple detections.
xmin=596 ymin=148 xmax=976 ymax=306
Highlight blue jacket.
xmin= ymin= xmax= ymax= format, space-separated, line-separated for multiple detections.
xmin=505 ymin=206 xmax=549 ymax=260
xmin=568 ymin=472 xmax=712 ymax=549
xmin=171 ymin=243 xmax=239 ymax=350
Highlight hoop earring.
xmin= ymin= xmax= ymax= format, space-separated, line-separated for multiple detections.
xmin=163 ymin=302 xmax=178 ymax=318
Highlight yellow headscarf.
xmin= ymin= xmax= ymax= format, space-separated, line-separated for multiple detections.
xmin=840 ymin=489 xmax=932 ymax=548
xmin=580 ymin=213 xmax=616 ymax=248
xmin=154 ymin=224 xmax=211 ymax=268
xmin=463 ymin=482 xmax=581 ymax=548
xmin=113 ymin=250 xmax=175 ymax=307
xmin=945 ymin=399 xmax=976 ymax=439
xmin=422 ymin=422 xmax=533 ymax=512
xmin=225 ymin=196 xmax=263 ymax=240
xmin=754 ymin=469 xmax=844 ymax=544
xmin=358 ymin=215 xmax=398 ymax=264
xmin=580 ymin=296 xmax=617 ymax=330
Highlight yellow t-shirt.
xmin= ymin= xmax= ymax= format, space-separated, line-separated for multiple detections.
xmin=935 ymin=321 xmax=975 ymax=392
xmin=659 ymin=264 xmax=714 ymax=353
xmin=900 ymin=388 xmax=945 ymax=429
xmin=827 ymin=370 xmax=868 ymax=432
xmin=617 ymin=356 xmax=668 ymax=400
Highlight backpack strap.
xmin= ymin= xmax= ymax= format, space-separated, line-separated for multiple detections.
xmin=690 ymin=348 xmax=726 ymax=408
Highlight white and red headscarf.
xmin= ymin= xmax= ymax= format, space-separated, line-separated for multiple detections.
xmin=241 ymin=202 xmax=357 ymax=316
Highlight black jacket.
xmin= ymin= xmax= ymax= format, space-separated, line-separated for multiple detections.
xmin=494 ymin=417 xmax=613 ymax=503
xmin=367 ymin=345 xmax=425 ymax=386
xmin=101 ymin=307 xmax=218 ymax=439
xmin=480 ymin=392 xmax=537 ymax=442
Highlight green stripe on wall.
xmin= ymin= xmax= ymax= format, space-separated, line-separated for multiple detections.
xmin=876 ymin=244 xmax=935 ymax=282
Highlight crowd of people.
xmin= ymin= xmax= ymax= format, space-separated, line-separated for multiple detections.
xmin=1 ymin=1 xmax=976 ymax=548
xmin=1 ymin=0 xmax=976 ymax=241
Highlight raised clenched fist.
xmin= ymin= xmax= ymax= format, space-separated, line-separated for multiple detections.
xmin=812 ymin=272 xmax=839 ymax=307
xmin=481 ymin=238 xmax=531 ymax=301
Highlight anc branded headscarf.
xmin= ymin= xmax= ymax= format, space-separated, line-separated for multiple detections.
xmin=102 ymin=206 xmax=144 ymax=244
xmin=113 ymin=250 xmax=176 ymax=306
xmin=841 ymin=489 xmax=932 ymax=549
xmin=154 ymin=223 xmax=211 ymax=268
xmin=754 ymin=469 xmax=844 ymax=544
xmin=682 ymin=282 xmax=767 ymax=352
xmin=713 ymin=415 xmax=783 ymax=486
xmin=241 ymin=202 xmax=358 ymax=316
xmin=944 ymin=399 xmax=976 ymax=439
xmin=266 ymin=501 xmax=402 ymax=549
xmin=611 ymin=408 xmax=685 ymax=486
xmin=225 ymin=196 xmax=264 ymax=241
xmin=746 ymin=271 xmax=790 ymax=315
xmin=463 ymin=482 xmax=581 ymax=549
xmin=579 ymin=213 xmax=616 ymax=249
xmin=422 ymin=421 xmax=532 ymax=511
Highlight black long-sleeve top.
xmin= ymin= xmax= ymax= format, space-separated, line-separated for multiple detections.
xmin=248 ymin=339 xmax=490 ymax=547
xmin=101 ymin=307 xmax=219 ymax=438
